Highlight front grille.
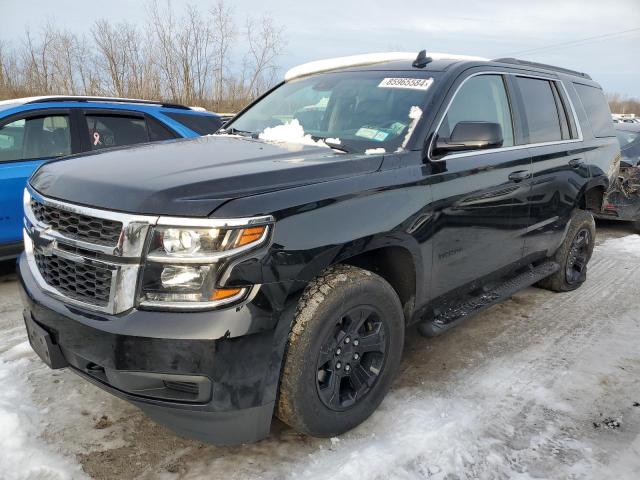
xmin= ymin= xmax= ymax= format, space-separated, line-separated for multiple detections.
xmin=31 ymin=199 xmax=123 ymax=246
xmin=34 ymin=251 xmax=113 ymax=306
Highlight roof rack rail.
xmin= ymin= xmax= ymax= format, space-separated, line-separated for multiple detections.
xmin=23 ymin=96 xmax=192 ymax=110
xmin=492 ymin=58 xmax=592 ymax=80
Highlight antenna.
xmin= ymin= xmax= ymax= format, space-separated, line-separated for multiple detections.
xmin=412 ymin=50 xmax=432 ymax=68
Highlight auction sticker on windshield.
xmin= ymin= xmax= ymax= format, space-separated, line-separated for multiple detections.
xmin=378 ymin=77 xmax=433 ymax=90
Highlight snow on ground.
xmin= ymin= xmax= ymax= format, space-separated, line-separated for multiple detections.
xmin=0 ymin=285 xmax=87 ymax=479
xmin=0 ymin=228 xmax=638 ymax=479
xmin=600 ymin=234 xmax=640 ymax=257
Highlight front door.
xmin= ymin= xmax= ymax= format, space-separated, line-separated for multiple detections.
xmin=0 ymin=111 xmax=73 ymax=247
xmin=427 ymin=73 xmax=531 ymax=301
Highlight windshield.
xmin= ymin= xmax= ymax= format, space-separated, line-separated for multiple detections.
xmin=227 ymin=71 xmax=435 ymax=153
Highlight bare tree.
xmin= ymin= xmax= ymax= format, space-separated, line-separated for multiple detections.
xmin=21 ymin=25 xmax=57 ymax=94
xmin=210 ymin=0 xmax=235 ymax=109
xmin=0 ymin=40 xmax=12 ymax=94
xmin=92 ymin=20 xmax=130 ymax=96
xmin=49 ymin=30 xmax=80 ymax=94
xmin=73 ymin=34 xmax=102 ymax=96
xmin=243 ymin=15 xmax=286 ymax=99
xmin=608 ymin=92 xmax=640 ymax=116
xmin=0 ymin=1 xmax=287 ymax=111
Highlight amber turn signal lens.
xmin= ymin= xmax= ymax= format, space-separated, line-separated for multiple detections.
xmin=210 ymin=288 xmax=243 ymax=301
xmin=236 ymin=226 xmax=266 ymax=247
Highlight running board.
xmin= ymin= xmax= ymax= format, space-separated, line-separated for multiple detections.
xmin=418 ymin=261 xmax=559 ymax=337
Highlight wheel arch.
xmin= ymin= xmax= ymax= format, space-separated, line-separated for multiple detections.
xmin=289 ymin=237 xmax=422 ymax=324
xmin=578 ymin=178 xmax=608 ymax=213
xmin=339 ymin=246 xmax=417 ymax=323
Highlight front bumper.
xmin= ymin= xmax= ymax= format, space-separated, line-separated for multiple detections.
xmin=18 ymin=253 xmax=298 ymax=444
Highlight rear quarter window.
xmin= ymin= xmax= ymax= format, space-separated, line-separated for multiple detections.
xmin=164 ymin=112 xmax=222 ymax=135
xmin=573 ymin=83 xmax=615 ymax=138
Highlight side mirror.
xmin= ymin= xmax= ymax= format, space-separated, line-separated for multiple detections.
xmin=434 ymin=121 xmax=503 ymax=156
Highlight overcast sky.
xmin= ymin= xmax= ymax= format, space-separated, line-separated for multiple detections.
xmin=3 ymin=0 xmax=640 ymax=96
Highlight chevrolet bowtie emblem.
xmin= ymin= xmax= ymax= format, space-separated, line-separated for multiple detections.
xmin=30 ymin=226 xmax=55 ymax=256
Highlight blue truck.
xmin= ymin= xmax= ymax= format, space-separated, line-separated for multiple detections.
xmin=0 ymin=96 xmax=226 ymax=260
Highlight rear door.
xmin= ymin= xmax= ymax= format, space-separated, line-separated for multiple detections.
xmin=509 ymin=75 xmax=589 ymax=261
xmin=427 ymin=72 xmax=531 ymax=301
xmin=0 ymin=110 xmax=75 ymax=246
xmin=77 ymin=109 xmax=177 ymax=152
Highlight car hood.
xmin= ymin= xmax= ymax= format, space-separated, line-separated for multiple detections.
xmin=30 ymin=135 xmax=383 ymax=216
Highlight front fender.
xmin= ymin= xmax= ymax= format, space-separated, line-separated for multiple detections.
xmin=217 ymin=159 xmax=431 ymax=306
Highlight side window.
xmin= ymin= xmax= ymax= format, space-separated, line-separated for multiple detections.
xmin=437 ymin=75 xmax=514 ymax=149
xmin=147 ymin=117 xmax=177 ymax=141
xmin=163 ymin=112 xmax=223 ymax=135
xmin=85 ymin=115 xmax=149 ymax=150
xmin=516 ymin=77 xmax=564 ymax=143
xmin=0 ymin=115 xmax=71 ymax=162
xmin=573 ymin=83 xmax=615 ymax=138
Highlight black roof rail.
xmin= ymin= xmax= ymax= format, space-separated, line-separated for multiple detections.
xmin=24 ymin=96 xmax=192 ymax=110
xmin=491 ymin=58 xmax=592 ymax=80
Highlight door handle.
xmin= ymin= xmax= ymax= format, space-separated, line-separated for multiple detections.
xmin=508 ymin=170 xmax=532 ymax=182
xmin=569 ymin=158 xmax=585 ymax=168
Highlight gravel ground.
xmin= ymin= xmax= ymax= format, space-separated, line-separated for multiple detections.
xmin=0 ymin=220 xmax=639 ymax=480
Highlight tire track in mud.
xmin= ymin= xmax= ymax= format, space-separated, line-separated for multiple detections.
xmin=433 ymin=249 xmax=637 ymax=477
xmin=295 ymin=244 xmax=640 ymax=479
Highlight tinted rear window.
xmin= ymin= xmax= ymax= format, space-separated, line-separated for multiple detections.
xmin=516 ymin=77 xmax=563 ymax=144
xmin=573 ymin=83 xmax=615 ymax=138
xmin=164 ymin=112 xmax=222 ymax=135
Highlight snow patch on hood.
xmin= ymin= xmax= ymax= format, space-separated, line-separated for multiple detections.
xmin=258 ymin=119 xmax=328 ymax=148
xmin=365 ymin=148 xmax=386 ymax=155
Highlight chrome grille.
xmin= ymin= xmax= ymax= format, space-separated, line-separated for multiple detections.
xmin=24 ymin=189 xmax=158 ymax=314
xmin=34 ymin=251 xmax=113 ymax=306
xmin=31 ymin=199 xmax=123 ymax=246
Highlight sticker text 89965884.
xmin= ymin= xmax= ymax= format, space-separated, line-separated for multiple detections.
xmin=378 ymin=77 xmax=433 ymax=90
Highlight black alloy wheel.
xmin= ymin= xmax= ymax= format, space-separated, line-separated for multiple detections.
xmin=565 ymin=228 xmax=592 ymax=285
xmin=316 ymin=305 xmax=388 ymax=411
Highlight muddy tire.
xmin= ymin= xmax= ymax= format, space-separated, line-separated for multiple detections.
xmin=276 ymin=265 xmax=404 ymax=437
xmin=536 ymin=209 xmax=596 ymax=292
xmin=633 ymin=220 xmax=640 ymax=233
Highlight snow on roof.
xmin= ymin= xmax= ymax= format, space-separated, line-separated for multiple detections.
xmin=284 ymin=52 xmax=489 ymax=81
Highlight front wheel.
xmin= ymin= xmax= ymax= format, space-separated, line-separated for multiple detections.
xmin=276 ymin=265 xmax=404 ymax=437
xmin=536 ymin=209 xmax=596 ymax=292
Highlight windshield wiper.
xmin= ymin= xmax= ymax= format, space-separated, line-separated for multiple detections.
xmin=218 ymin=127 xmax=254 ymax=137
xmin=315 ymin=136 xmax=352 ymax=153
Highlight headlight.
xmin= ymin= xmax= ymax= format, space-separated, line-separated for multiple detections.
xmin=139 ymin=217 xmax=272 ymax=309
xmin=148 ymin=225 xmax=269 ymax=261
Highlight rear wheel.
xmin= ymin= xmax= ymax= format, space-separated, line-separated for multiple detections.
xmin=276 ymin=265 xmax=404 ymax=437
xmin=536 ymin=209 xmax=596 ymax=292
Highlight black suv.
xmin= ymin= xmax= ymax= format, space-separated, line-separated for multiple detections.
xmin=19 ymin=52 xmax=619 ymax=445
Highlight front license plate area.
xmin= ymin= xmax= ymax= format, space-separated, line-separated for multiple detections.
xmin=24 ymin=313 xmax=68 ymax=369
